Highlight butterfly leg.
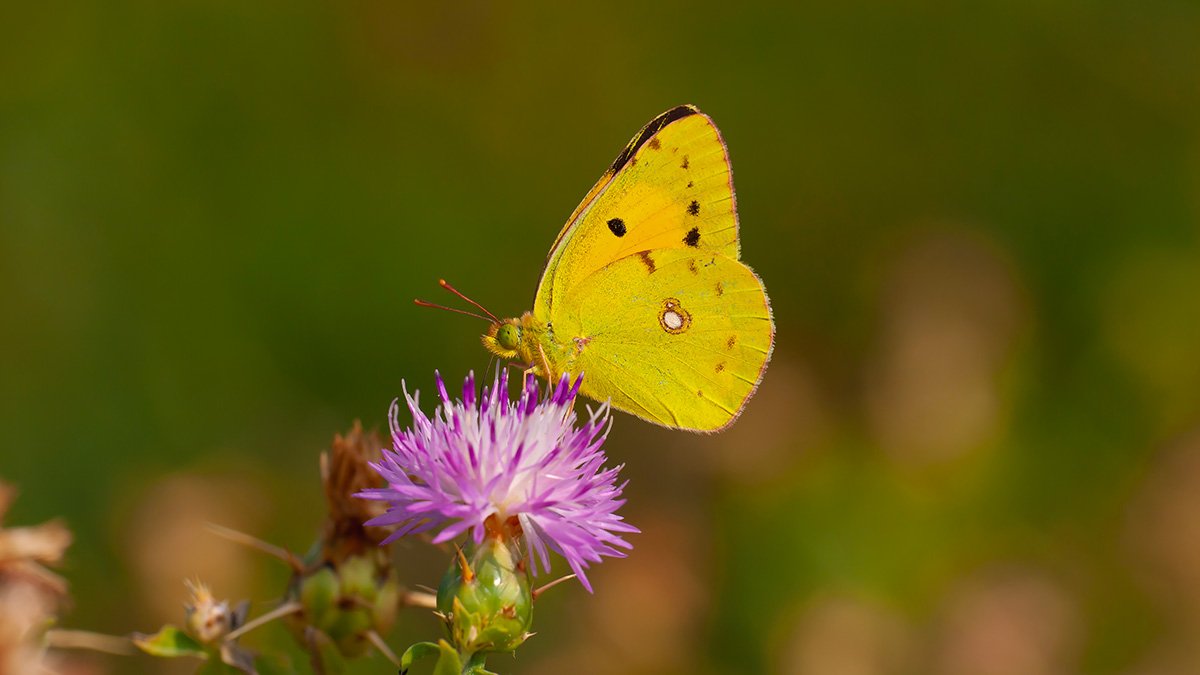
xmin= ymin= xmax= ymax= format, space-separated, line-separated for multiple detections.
xmin=510 ymin=360 xmax=546 ymax=381
xmin=508 ymin=362 xmax=544 ymax=386
xmin=536 ymin=343 xmax=557 ymax=382
xmin=506 ymin=345 xmax=556 ymax=381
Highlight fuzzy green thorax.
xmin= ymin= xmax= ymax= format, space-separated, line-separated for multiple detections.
xmin=481 ymin=313 xmax=572 ymax=380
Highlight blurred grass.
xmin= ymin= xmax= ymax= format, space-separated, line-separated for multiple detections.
xmin=2 ymin=1 xmax=1200 ymax=673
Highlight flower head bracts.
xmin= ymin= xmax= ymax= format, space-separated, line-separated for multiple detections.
xmin=361 ymin=370 xmax=636 ymax=591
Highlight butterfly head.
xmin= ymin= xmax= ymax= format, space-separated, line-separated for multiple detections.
xmin=482 ymin=319 xmax=523 ymax=360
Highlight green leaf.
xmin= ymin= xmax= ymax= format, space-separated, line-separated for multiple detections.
xmin=464 ymin=651 xmax=491 ymax=673
xmin=400 ymin=640 xmax=463 ymax=675
xmin=464 ymin=652 xmax=497 ymax=675
xmin=400 ymin=641 xmax=440 ymax=673
xmin=432 ymin=640 xmax=465 ymax=675
xmin=131 ymin=625 xmax=208 ymax=659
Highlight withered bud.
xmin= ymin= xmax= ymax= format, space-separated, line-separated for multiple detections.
xmin=0 ymin=481 xmax=72 ymax=602
xmin=183 ymin=580 xmax=243 ymax=644
xmin=320 ymin=422 xmax=389 ymax=562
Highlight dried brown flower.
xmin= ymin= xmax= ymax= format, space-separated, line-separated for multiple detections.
xmin=0 ymin=482 xmax=72 ymax=601
xmin=320 ymin=422 xmax=389 ymax=562
xmin=0 ymin=480 xmax=75 ymax=675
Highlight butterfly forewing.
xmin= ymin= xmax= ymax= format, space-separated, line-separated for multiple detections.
xmin=535 ymin=107 xmax=740 ymax=318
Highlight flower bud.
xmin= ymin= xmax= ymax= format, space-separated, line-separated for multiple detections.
xmin=183 ymin=581 xmax=234 ymax=644
xmin=287 ymin=552 xmax=400 ymax=658
xmin=436 ymin=531 xmax=533 ymax=656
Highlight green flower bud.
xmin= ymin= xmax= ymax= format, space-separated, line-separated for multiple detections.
xmin=437 ymin=536 xmax=533 ymax=656
xmin=287 ymin=552 xmax=400 ymax=658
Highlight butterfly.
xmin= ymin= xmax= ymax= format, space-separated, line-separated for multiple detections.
xmin=423 ymin=105 xmax=774 ymax=433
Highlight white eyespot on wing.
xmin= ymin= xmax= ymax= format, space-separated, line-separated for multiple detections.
xmin=658 ymin=298 xmax=692 ymax=334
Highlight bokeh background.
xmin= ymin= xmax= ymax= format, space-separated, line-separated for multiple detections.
xmin=4 ymin=2 xmax=1200 ymax=673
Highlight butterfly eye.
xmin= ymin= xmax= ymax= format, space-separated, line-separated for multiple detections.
xmin=496 ymin=324 xmax=522 ymax=350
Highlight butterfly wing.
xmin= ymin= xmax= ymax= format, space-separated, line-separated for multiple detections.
xmin=534 ymin=105 xmax=740 ymax=318
xmin=552 ymin=248 xmax=773 ymax=432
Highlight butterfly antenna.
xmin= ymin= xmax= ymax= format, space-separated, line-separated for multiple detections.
xmin=413 ymin=299 xmax=494 ymax=322
xmin=438 ymin=279 xmax=502 ymax=323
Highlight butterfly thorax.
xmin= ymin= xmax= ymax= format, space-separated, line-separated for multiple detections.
xmin=482 ymin=313 xmax=572 ymax=380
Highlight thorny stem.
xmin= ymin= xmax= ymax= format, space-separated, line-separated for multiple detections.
xmin=45 ymin=629 xmax=134 ymax=655
xmin=400 ymin=588 xmax=438 ymax=609
xmin=304 ymin=627 xmax=329 ymax=675
xmin=532 ymin=574 xmax=577 ymax=600
xmin=345 ymin=585 xmax=436 ymax=611
xmin=205 ymin=522 xmax=303 ymax=572
xmin=366 ymin=630 xmax=401 ymax=667
xmin=223 ymin=601 xmax=303 ymax=642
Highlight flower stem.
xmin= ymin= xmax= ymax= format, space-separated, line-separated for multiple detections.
xmin=223 ymin=600 xmax=303 ymax=642
xmin=205 ymin=522 xmax=303 ymax=572
xmin=366 ymin=630 xmax=400 ymax=666
xmin=400 ymin=589 xmax=438 ymax=609
xmin=45 ymin=629 xmax=134 ymax=655
xmin=532 ymin=574 xmax=577 ymax=600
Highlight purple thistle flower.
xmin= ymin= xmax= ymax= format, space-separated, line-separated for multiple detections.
xmin=360 ymin=370 xmax=637 ymax=592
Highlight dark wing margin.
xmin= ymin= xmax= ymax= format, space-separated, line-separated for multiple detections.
xmin=607 ymin=104 xmax=699 ymax=174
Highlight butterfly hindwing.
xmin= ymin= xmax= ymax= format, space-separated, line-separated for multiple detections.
xmin=534 ymin=106 xmax=740 ymax=317
xmin=552 ymin=248 xmax=773 ymax=432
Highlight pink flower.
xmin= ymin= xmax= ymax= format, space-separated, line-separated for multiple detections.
xmin=360 ymin=370 xmax=636 ymax=591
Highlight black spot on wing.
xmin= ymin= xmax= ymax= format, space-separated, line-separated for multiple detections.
xmin=607 ymin=218 xmax=626 ymax=237
xmin=684 ymin=227 xmax=701 ymax=247
xmin=648 ymin=137 xmax=661 ymax=150
xmin=687 ymin=200 xmax=700 ymax=216
xmin=680 ymin=155 xmax=690 ymax=170
xmin=609 ymin=105 xmax=698 ymax=174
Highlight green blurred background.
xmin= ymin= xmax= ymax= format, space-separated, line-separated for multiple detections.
xmin=4 ymin=1 xmax=1200 ymax=673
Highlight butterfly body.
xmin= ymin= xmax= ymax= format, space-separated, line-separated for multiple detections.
xmin=481 ymin=105 xmax=774 ymax=433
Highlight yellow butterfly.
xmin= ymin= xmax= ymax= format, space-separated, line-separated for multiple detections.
xmin=428 ymin=105 xmax=774 ymax=432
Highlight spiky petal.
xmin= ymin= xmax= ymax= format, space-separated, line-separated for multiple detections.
xmin=361 ymin=370 xmax=636 ymax=591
